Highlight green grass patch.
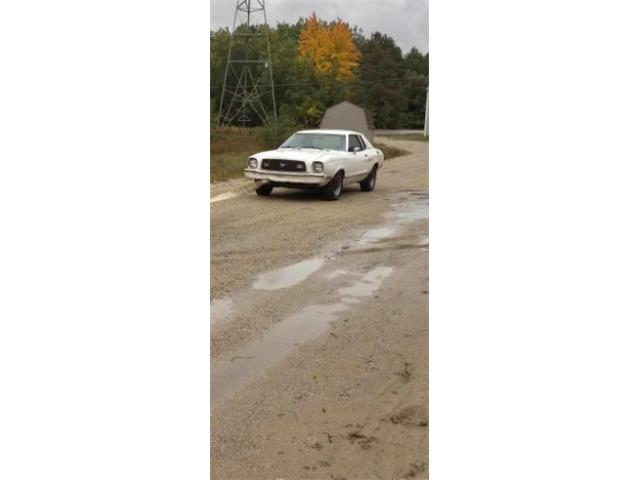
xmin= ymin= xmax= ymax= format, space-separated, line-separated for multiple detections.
xmin=210 ymin=128 xmax=267 ymax=183
xmin=211 ymin=124 xmax=301 ymax=183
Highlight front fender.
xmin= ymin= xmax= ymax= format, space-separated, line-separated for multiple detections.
xmin=321 ymin=159 xmax=342 ymax=178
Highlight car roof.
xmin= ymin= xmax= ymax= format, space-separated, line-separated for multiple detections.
xmin=297 ymin=129 xmax=363 ymax=136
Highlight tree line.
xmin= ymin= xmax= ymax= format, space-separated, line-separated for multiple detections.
xmin=210 ymin=14 xmax=428 ymax=130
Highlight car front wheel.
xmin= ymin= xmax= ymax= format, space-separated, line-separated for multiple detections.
xmin=323 ymin=171 xmax=343 ymax=201
xmin=256 ymin=182 xmax=273 ymax=196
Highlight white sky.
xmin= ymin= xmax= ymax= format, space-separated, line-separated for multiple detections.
xmin=210 ymin=0 xmax=429 ymax=55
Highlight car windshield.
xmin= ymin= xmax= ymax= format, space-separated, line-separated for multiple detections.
xmin=280 ymin=133 xmax=346 ymax=151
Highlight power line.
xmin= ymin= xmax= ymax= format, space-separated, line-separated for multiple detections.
xmin=210 ymin=77 xmax=427 ymax=89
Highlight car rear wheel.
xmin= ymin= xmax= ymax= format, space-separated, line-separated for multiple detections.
xmin=256 ymin=182 xmax=273 ymax=196
xmin=360 ymin=165 xmax=377 ymax=192
xmin=323 ymin=171 xmax=343 ymax=201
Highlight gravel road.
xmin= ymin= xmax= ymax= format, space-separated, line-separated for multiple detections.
xmin=210 ymin=137 xmax=428 ymax=299
xmin=211 ymin=137 xmax=428 ymax=479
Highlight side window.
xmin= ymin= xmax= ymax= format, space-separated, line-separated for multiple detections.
xmin=357 ymin=135 xmax=368 ymax=150
xmin=348 ymin=135 xmax=361 ymax=152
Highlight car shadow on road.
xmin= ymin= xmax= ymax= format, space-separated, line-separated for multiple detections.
xmin=258 ymin=187 xmax=364 ymax=203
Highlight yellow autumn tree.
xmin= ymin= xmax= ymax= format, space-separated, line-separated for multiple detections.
xmin=298 ymin=13 xmax=360 ymax=79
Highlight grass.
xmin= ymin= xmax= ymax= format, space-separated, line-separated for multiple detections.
xmin=210 ymin=128 xmax=269 ymax=183
xmin=211 ymin=123 xmax=302 ymax=183
xmin=383 ymin=133 xmax=428 ymax=142
xmin=375 ymin=142 xmax=411 ymax=160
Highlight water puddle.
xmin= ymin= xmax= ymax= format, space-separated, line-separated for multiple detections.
xmin=210 ymin=191 xmax=239 ymax=204
xmin=253 ymin=257 xmax=325 ymax=290
xmin=211 ymin=194 xmax=427 ymax=404
xmin=249 ymin=197 xmax=427 ymax=291
xmin=418 ymin=236 xmax=429 ymax=247
xmin=211 ymin=303 xmax=348 ymax=404
xmin=339 ymin=267 xmax=394 ymax=303
xmin=393 ymin=199 xmax=429 ymax=222
xmin=356 ymin=226 xmax=400 ymax=246
xmin=352 ymin=197 xmax=429 ymax=248
xmin=326 ymin=269 xmax=349 ymax=280
xmin=210 ymin=298 xmax=233 ymax=328
xmin=212 ymin=265 xmax=395 ymax=405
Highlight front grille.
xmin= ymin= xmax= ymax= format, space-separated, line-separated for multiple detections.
xmin=261 ymin=159 xmax=307 ymax=172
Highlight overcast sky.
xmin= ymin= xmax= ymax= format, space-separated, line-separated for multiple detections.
xmin=211 ymin=0 xmax=429 ymax=55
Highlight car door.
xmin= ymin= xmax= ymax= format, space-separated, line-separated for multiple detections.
xmin=356 ymin=134 xmax=376 ymax=178
xmin=347 ymin=134 xmax=369 ymax=180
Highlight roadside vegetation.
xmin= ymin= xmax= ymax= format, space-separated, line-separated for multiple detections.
xmin=211 ymin=123 xmax=297 ymax=183
xmin=211 ymin=129 xmax=266 ymax=183
xmin=384 ymin=133 xmax=429 ymax=143
xmin=375 ymin=142 xmax=411 ymax=161
xmin=211 ymin=14 xmax=428 ymax=130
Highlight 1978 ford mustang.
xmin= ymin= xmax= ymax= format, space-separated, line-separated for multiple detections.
xmin=244 ymin=129 xmax=384 ymax=200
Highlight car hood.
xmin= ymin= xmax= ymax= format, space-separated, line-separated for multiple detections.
xmin=253 ymin=148 xmax=335 ymax=162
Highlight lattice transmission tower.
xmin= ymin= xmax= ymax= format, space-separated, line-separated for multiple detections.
xmin=217 ymin=0 xmax=277 ymax=127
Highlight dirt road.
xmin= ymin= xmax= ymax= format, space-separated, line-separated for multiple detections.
xmin=211 ymin=137 xmax=428 ymax=479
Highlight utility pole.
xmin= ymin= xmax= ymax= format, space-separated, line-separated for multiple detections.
xmin=424 ymin=86 xmax=429 ymax=137
xmin=217 ymin=0 xmax=277 ymax=127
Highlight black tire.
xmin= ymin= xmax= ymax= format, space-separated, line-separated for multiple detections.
xmin=256 ymin=183 xmax=273 ymax=196
xmin=323 ymin=171 xmax=344 ymax=201
xmin=360 ymin=165 xmax=378 ymax=192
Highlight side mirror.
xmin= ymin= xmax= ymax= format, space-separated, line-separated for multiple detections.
xmin=352 ymin=146 xmax=361 ymax=153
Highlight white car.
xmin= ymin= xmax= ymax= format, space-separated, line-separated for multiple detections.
xmin=244 ymin=129 xmax=384 ymax=200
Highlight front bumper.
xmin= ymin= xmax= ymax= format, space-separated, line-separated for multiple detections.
xmin=244 ymin=169 xmax=330 ymax=186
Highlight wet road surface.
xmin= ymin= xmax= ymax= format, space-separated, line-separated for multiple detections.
xmin=210 ymin=137 xmax=429 ymax=479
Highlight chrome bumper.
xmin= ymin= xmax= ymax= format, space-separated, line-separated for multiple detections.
xmin=244 ymin=169 xmax=329 ymax=186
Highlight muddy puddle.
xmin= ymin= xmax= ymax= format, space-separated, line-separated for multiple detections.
xmin=253 ymin=257 xmax=326 ymax=290
xmin=211 ymin=303 xmax=348 ymax=404
xmin=249 ymin=195 xmax=427 ymax=291
xmin=211 ymin=193 xmax=427 ymax=405
xmin=211 ymin=266 xmax=395 ymax=405
xmin=356 ymin=226 xmax=400 ymax=246
xmin=394 ymin=198 xmax=429 ymax=222
xmin=210 ymin=298 xmax=233 ymax=328
xmin=339 ymin=266 xmax=394 ymax=303
xmin=351 ymin=196 xmax=429 ymax=248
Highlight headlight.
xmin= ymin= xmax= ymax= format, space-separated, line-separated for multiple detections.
xmin=312 ymin=162 xmax=324 ymax=173
xmin=247 ymin=158 xmax=258 ymax=169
